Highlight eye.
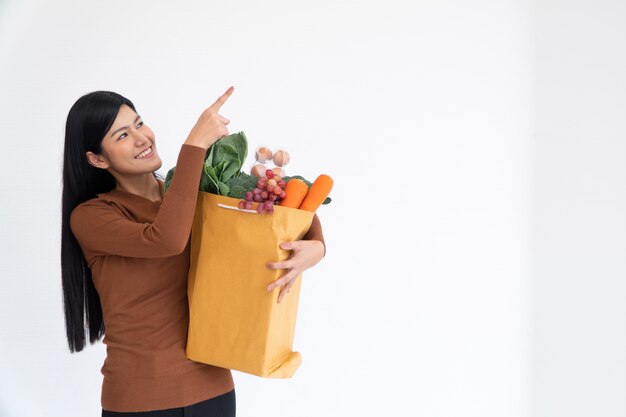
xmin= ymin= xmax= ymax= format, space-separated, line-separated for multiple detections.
xmin=117 ymin=122 xmax=144 ymax=140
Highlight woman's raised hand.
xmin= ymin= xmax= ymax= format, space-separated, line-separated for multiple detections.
xmin=185 ymin=86 xmax=234 ymax=149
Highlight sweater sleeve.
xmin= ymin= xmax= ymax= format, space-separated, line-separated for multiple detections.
xmin=303 ymin=213 xmax=326 ymax=257
xmin=70 ymin=144 xmax=207 ymax=259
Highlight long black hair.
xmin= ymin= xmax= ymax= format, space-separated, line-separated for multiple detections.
xmin=61 ymin=91 xmax=160 ymax=353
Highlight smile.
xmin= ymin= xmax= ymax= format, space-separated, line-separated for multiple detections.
xmin=135 ymin=146 xmax=154 ymax=159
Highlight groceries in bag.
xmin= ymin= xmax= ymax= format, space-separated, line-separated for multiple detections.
xmin=163 ymin=131 xmax=332 ymax=378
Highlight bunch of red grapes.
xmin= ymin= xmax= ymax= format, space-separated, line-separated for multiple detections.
xmin=238 ymin=169 xmax=287 ymax=214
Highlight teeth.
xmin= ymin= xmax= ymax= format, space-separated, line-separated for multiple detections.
xmin=135 ymin=147 xmax=152 ymax=159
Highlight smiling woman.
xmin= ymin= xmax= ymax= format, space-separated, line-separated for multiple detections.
xmin=60 ymin=91 xmax=172 ymax=355
xmin=59 ymin=88 xmax=245 ymax=414
xmin=84 ymin=103 xmax=164 ymax=202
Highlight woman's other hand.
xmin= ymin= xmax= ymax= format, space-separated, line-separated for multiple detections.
xmin=266 ymin=240 xmax=325 ymax=303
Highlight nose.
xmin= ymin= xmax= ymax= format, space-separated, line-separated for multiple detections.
xmin=134 ymin=130 xmax=150 ymax=147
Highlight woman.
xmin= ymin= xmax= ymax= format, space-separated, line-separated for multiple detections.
xmin=60 ymin=86 xmax=327 ymax=416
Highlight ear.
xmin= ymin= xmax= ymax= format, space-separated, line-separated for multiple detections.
xmin=86 ymin=151 xmax=110 ymax=169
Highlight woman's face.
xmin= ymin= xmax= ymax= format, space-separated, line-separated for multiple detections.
xmin=86 ymin=104 xmax=162 ymax=177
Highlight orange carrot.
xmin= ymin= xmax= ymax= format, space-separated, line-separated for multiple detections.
xmin=279 ymin=179 xmax=309 ymax=208
xmin=298 ymin=174 xmax=333 ymax=212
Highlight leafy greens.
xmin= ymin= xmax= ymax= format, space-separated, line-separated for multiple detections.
xmin=164 ymin=131 xmax=248 ymax=196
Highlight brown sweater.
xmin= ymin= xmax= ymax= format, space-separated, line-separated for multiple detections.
xmin=70 ymin=144 xmax=326 ymax=412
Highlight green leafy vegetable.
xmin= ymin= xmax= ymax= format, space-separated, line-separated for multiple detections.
xmin=164 ymin=131 xmax=248 ymax=195
xmin=202 ymin=164 xmax=219 ymax=194
xmin=164 ymin=167 xmax=175 ymax=193
xmin=213 ymin=144 xmax=238 ymax=168
xmin=216 ymin=134 xmax=247 ymax=164
xmin=221 ymin=159 xmax=241 ymax=182
xmin=225 ymin=172 xmax=259 ymax=199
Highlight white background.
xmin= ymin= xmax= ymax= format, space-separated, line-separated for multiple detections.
xmin=0 ymin=0 xmax=622 ymax=416
xmin=532 ymin=1 xmax=626 ymax=416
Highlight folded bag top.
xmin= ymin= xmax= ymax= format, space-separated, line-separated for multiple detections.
xmin=185 ymin=191 xmax=314 ymax=378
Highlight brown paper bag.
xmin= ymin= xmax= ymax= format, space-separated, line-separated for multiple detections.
xmin=185 ymin=191 xmax=314 ymax=378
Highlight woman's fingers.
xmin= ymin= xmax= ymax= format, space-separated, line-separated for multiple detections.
xmin=217 ymin=114 xmax=230 ymax=125
xmin=266 ymin=260 xmax=295 ymax=270
xmin=280 ymin=240 xmax=304 ymax=251
xmin=264 ymin=240 xmax=324 ymax=303
xmin=207 ymin=86 xmax=234 ymax=113
xmin=266 ymin=269 xmax=298 ymax=292
xmin=277 ymin=278 xmax=298 ymax=303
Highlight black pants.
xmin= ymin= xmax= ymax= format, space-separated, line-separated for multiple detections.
xmin=101 ymin=388 xmax=236 ymax=417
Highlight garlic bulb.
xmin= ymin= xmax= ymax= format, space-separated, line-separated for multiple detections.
xmin=272 ymin=150 xmax=290 ymax=167
xmin=255 ymin=146 xmax=273 ymax=164
xmin=251 ymin=164 xmax=267 ymax=178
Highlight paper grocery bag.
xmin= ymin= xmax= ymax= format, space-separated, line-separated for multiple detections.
xmin=185 ymin=191 xmax=314 ymax=378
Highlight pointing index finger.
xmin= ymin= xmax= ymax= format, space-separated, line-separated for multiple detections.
xmin=207 ymin=86 xmax=234 ymax=112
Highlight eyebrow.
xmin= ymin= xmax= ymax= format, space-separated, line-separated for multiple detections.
xmin=110 ymin=115 xmax=142 ymax=138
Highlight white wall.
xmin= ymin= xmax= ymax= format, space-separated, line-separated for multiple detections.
xmin=532 ymin=1 xmax=626 ymax=416
xmin=0 ymin=1 xmax=532 ymax=416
